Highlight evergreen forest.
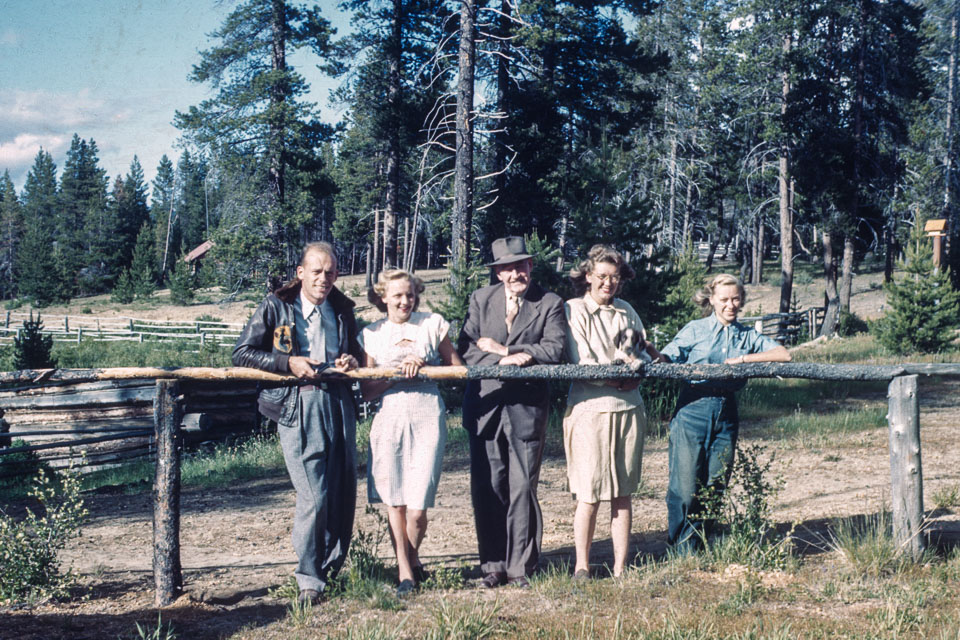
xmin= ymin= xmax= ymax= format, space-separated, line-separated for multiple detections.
xmin=2 ymin=0 xmax=960 ymax=337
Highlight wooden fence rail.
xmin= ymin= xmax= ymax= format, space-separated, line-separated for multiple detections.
xmin=3 ymin=362 xmax=958 ymax=606
xmin=0 ymin=312 xmax=243 ymax=347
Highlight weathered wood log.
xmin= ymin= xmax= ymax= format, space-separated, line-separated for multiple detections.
xmin=0 ymin=386 xmax=155 ymax=410
xmin=888 ymin=375 xmax=926 ymax=561
xmin=0 ymin=379 xmax=152 ymax=398
xmin=900 ymin=363 xmax=960 ymax=377
xmin=0 ymin=429 xmax=154 ymax=457
xmin=153 ymin=380 xmax=183 ymax=607
xmin=2 ymin=407 xmax=153 ymax=425
xmin=181 ymin=413 xmax=212 ymax=431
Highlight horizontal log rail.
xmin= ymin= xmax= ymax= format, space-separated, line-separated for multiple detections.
xmin=3 ymin=362 xmax=960 ymax=388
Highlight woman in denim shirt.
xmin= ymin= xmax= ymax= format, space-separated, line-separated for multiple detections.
xmin=660 ymin=274 xmax=790 ymax=551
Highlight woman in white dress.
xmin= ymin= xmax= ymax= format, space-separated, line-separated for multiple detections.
xmin=360 ymin=269 xmax=463 ymax=595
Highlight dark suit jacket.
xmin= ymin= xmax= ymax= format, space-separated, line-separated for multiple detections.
xmin=458 ymin=282 xmax=566 ymax=441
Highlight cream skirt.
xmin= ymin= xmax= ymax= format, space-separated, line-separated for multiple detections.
xmin=562 ymin=403 xmax=646 ymax=503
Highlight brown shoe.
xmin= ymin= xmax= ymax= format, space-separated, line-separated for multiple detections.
xmin=480 ymin=572 xmax=506 ymax=588
xmin=507 ymin=575 xmax=531 ymax=589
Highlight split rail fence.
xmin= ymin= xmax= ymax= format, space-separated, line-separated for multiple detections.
xmin=0 ymin=312 xmax=243 ymax=347
xmin=0 ymin=361 xmax=954 ymax=606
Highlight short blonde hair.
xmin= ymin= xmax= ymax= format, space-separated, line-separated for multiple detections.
xmin=693 ymin=273 xmax=746 ymax=316
xmin=368 ymin=269 xmax=425 ymax=313
xmin=568 ymin=244 xmax=636 ymax=297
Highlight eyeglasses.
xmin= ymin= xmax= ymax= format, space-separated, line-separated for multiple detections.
xmin=592 ymin=274 xmax=621 ymax=283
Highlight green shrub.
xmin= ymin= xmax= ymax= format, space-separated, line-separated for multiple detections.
xmin=0 ymin=469 xmax=88 ymax=603
xmin=13 ymin=312 xmax=54 ymax=370
xmin=112 ymin=268 xmax=136 ymax=304
xmin=697 ymin=443 xmax=794 ymax=571
xmin=0 ymin=439 xmax=50 ymax=498
xmin=837 ymin=310 xmax=869 ymax=337
xmin=166 ymin=254 xmax=196 ymax=305
xmin=872 ymin=223 xmax=960 ymax=354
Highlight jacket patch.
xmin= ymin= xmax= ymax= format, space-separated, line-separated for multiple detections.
xmin=273 ymin=325 xmax=294 ymax=354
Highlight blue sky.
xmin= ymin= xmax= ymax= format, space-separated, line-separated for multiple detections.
xmin=0 ymin=0 xmax=349 ymax=194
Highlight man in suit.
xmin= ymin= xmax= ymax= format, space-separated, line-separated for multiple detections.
xmin=458 ymin=236 xmax=566 ymax=588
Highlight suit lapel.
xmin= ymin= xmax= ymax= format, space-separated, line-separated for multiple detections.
xmin=488 ymin=284 xmax=509 ymax=343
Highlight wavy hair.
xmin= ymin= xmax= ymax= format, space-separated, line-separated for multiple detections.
xmin=368 ymin=269 xmax=425 ymax=313
xmin=568 ymin=244 xmax=636 ymax=297
xmin=693 ymin=273 xmax=746 ymax=316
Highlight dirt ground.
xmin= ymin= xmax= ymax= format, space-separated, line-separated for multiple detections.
xmin=3 ymin=373 xmax=960 ymax=639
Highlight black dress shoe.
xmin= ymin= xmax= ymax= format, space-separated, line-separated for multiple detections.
xmin=480 ymin=572 xmax=506 ymax=588
xmin=507 ymin=575 xmax=531 ymax=589
xmin=297 ymin=588 xmax=323 ymax=605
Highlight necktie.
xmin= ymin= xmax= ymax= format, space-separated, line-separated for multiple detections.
xmin=310 ymin=307 xmax=326 ymax=361
xmin=505 ymin=295 xmax=519 ymax=333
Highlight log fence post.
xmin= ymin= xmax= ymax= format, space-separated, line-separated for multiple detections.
xmin=888 ymin=374 xmax=925 ymax=561
xmin=153 ymin=379 xmax=183 ymax=606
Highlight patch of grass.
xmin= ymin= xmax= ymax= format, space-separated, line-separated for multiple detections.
xmin=331 ymin=505 xmax=402 ymax=610
xmin=739 ymin=378 xmax=886 ymax=422
xmin=424 ymin=596 xmax=502 ymax=640
xmin=80 ymin=432 xmax=286 ymax=494
xmin=829 ymin=511 xmax=927 ymax=578
xmin=53 ymin=338 xmax=231 ymax=368
xmin=768 ymin=407 xmax=886 ymax=441
xmin=420 ymin=561 xmax=468 ymax=591
xmin=932 ymin=483 xmax=960 ymax=510
xmin=132 ymin=613 xmax=178 ymax=640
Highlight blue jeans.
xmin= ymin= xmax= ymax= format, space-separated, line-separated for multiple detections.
xmin=665 ymin=388 xmax=739 ymax=551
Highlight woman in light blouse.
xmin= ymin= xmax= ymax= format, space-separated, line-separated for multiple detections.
xmin=360 ymin=270 xmax=463 ymax=596
xmin=660 ymin=273 xmax=790 ymax=552
xmin=563 ymin=245 xmax=663 ymax=579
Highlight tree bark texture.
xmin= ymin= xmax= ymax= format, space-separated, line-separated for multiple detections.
xmin=383 ymin=0 xmax=402 ymax=270
xmin=821 ymin=230 xmax=840 ymax=336
xmin=887 ymin=375 xmax=926 ymax=561
xmin=947 ymin=2 xmax=960 ymax=284
xmin=452 ymin=0 xmax=476 ymax=274
xmin=153 ymin=379 xmax=183 ymax=607
xmin=778 ymin=32 xmax=793 ymax=315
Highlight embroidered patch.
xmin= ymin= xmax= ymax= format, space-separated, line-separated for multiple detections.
xmin=273 ymin=325 xmax=293 ymax=354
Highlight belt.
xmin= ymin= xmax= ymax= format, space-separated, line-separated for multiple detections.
xmin=300 ymin=383 xmax=329 ymax=392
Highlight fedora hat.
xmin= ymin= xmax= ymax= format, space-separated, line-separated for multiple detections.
xmin=486 ymin=236 xmax=533 ymax=267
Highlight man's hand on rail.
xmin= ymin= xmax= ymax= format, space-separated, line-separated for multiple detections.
xmin=477 ymin=337 xmax=508 ymax=357
xmin=499 ymin=352 xmax=533 ymax=366
xmin=289 ymin=356 xmax=322 ymax=379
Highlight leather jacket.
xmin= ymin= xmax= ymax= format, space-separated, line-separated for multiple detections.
xmin=232 ymin=279 xmax=363 ymax=426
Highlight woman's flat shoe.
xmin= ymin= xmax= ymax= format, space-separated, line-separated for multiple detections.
xmin=573 ymin=569 xmax=590 ymax=582
xmin=396 ymin=579 xmax=416 ymax=597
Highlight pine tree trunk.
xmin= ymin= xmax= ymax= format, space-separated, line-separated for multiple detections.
xmin=822 ymin=231 xmax=840 ymax=337
xmin=452 ymin=0 xmax=476 ymax=285
xmin=667 ymin=135 xmax=678 ymax=249
xmin=383 ymin=0 xmax=402 ymax=270
xmin=778 ymin=32 xmax=794 ymax=316
xmin=839 ymin=236 xmax=855 ymax=311
xmin=269 ymin=0 xmax=287 ymax=206
xmin=493 ymin=0 xmax=511 ymax=204
xmin=946 ymin=1 xmax=960 ymax=285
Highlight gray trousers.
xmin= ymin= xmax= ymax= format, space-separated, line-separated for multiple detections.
xmin=469 ymin=424 xmax=546 ymax=579
xmin=278 ymin=386 xmax=357 ymax=592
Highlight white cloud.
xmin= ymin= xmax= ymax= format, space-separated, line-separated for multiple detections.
xmin=0 ymin=134 xmax=70 ymax=186
xmin=0 ymin=89 xmax=107 ymax=142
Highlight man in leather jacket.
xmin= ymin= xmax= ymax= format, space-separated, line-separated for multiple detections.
xmin=233 ymin=242 xmax=362 ymax=604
